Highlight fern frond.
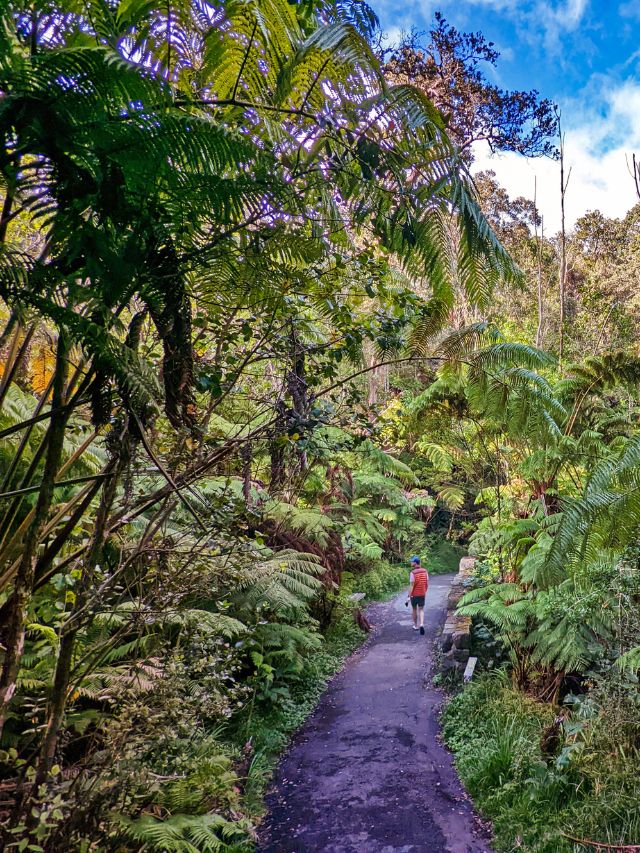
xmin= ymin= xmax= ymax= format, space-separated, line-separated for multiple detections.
xmin=116 ymin=811 xmax=251 ymax=853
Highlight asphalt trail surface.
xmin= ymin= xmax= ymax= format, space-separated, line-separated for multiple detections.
xmin=258 ymin=573 xmax=492 ymax=853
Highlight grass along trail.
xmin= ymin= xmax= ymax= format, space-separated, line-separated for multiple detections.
xmin=258 ymin=574 xmax=491 ymax=853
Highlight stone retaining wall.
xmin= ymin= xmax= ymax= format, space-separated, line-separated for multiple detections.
xmin=440 ymin=556 xmax=476 ymax=675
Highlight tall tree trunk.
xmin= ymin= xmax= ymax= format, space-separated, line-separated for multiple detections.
xmin=147 ymin=240 xmax=196 ymax=432
xmin=558 ymin=117 xmax=569 ymax=369
xmin=286 ymin=325 xmax=309 ymax=477
xmin=34 ymin=630 xmax=75 ymax=782
xmin=241 ymin=442 xmax=253 ymax=505
xmin=0 ymin=179 xmax=14 ymax=245
xmin=36 ymin=431 xmax=127 ymax=781
xmin=534 ymin=177 xmax=544 ymax=349
xmin=0 ymin=333 xmax=69 ymax=738
xmin=536 ymin=216 xmax=545 ymax=349
xmin=365 ymin=342 xmax=378 ymax=407
xmin=269 ymin=400 xmax=287 ymax=495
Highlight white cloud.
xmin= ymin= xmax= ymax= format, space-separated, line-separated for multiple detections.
xmin=472 ymin=79 xmax=640 ymax=233
xmin=462 ymin=0 xmax=520 ymax=10
xmin=448 ymin=0 xmax=589 ymax=53
xmin=381 ymin=25 xmax=404 ymax=46
xmin=530 ymin=0 xmax=589 ymax=47
xmin=465 ymin=0 xmax=588 ymax=25
xmin=619 ymin=0 xmax=640 ymax=22
xmin=379 ymin=0 xmax=590 ymax=55
xmin=558 ymin=0 xmax=589 ymax=26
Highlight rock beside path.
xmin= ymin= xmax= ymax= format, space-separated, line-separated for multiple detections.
xmin=441 ymin=559 xmax=476 ymax=674
xmin=258 ymin=574 xmax=492 ymax=853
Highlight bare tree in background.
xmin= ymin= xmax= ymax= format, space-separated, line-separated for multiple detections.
xmin=534 ymin=177 xmax=545 ymax=349
xmin=630 ymin=153 xmax=640 ymax=201
xmin=558 ymin=113 xmax=571 ymax=368
xmin=383 ymin=14 xmax=558 ymax=162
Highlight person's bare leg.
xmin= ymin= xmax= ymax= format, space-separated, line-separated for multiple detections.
xmin=417 ymin=605 xmax=425 ymax=628
xmin=411 ymin=604 xmax=418 ymax=629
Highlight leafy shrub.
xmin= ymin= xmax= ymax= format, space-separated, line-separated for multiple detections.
xmin=444 ymin=673 xmax=640 ymax=852
xmin=359 ymin=563 xmax=408 ymax=600
xmin=424 ymin=537 xmax=465 ymax=574
xmin=341 ymin=561 xmax=408 ymax=601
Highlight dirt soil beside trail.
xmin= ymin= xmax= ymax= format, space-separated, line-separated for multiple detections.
xmin=258 ymin=574 xmax=492 ymax=853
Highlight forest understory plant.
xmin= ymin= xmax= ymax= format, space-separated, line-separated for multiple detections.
xmin=432 ymin=349 xmax=640 ymax=850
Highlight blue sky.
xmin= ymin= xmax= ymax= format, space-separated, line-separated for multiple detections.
xmin=372 ymin=0 xmax=640 ymax=230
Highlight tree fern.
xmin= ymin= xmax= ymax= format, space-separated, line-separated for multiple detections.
xmin=546 ymin=433 xmax=640 ymax=576
xmin=415 ymin=441 xmax=455 ymax=473
xmin=616 ymin=646 xmax=640 ymax=674
xmin=355 ymin=439 xmax=416 ymax=482
xmin=232 ymin=550 xmax=324 ymax=614
xmin=262 ymin=500 xmax=336 ymax=547
xmin=116 ymin=811 xmax=251 ymax=853
xmin=436 ymin=484 xmax=465 ymax=510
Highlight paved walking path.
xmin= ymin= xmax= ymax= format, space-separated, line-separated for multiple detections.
xmin=258 ymin=574 xmax=492 ymax=853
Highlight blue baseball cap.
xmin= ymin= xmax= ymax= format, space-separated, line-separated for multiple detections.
xmin=410 ymin=555 xmax=420 ymax=564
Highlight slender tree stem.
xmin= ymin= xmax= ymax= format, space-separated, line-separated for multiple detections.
xmin=36 ymin=446 xmax=121 ymax=781
xmin=0 ymin=333 xmax=69 ymax=737
xmin=0 ymin=472 xmax=114 ymax=500
xmin=0 ymin=183 xmax=14 ymax=245
xmin=557 ymin=115 xmax=570 ymax=369
xmin=0 ymin=324 xmax=35 ymax=411
xmin=0 ymin=372 xmax=56 ymax=494
xmin=534 ymin=177 xmax=544 ymax=349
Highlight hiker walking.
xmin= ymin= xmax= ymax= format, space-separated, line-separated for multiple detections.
xmin=406 ymin=555 xmax=428 ymax=635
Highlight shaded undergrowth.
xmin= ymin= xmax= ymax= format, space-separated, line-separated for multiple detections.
xmin=443 ymin=672 xmax=640 ymax=852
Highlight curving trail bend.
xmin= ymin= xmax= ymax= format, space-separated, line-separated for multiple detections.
xmin=259 ymin=574 xmax=492 ymax=853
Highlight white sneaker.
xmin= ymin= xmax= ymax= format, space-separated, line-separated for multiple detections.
xmin=412 ymin=625 xmax=418 ymax=630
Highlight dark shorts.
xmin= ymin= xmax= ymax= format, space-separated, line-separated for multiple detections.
xmin=411 ymin=596 xmax=425 ymax=607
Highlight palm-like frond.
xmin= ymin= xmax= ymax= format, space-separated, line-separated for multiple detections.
xmin=116 ymin=811 xmax=251 ymax=853
xmin=263 ymin=500 xmax=336 ymax=546
xmin=416 ymin=441 xmax=454 ymax=473
xmin=232 ymin=550 xmax=324 ymax=614
xmin=436 ymin=484 xmax=465 ymax=510
xmin=616 ymin=646 xmax=640 ymax=674
xmin=355 ymin=440 xmax=416 ymax=482
xmin=546 ymin=433 xmax=640 ymax=576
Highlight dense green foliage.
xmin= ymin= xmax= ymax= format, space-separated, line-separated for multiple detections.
xmin=407 ymin=138 xmax=640 ymax=853
xmin=3 ymin=0 xmax=640 ymax=850
xmin=376 ymin=245 xmax=640 ymax=848
xmin=444 ymin=674 xmax=640 ymax=852
xmin=0 ymin=0 xmax=523 ymax=849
